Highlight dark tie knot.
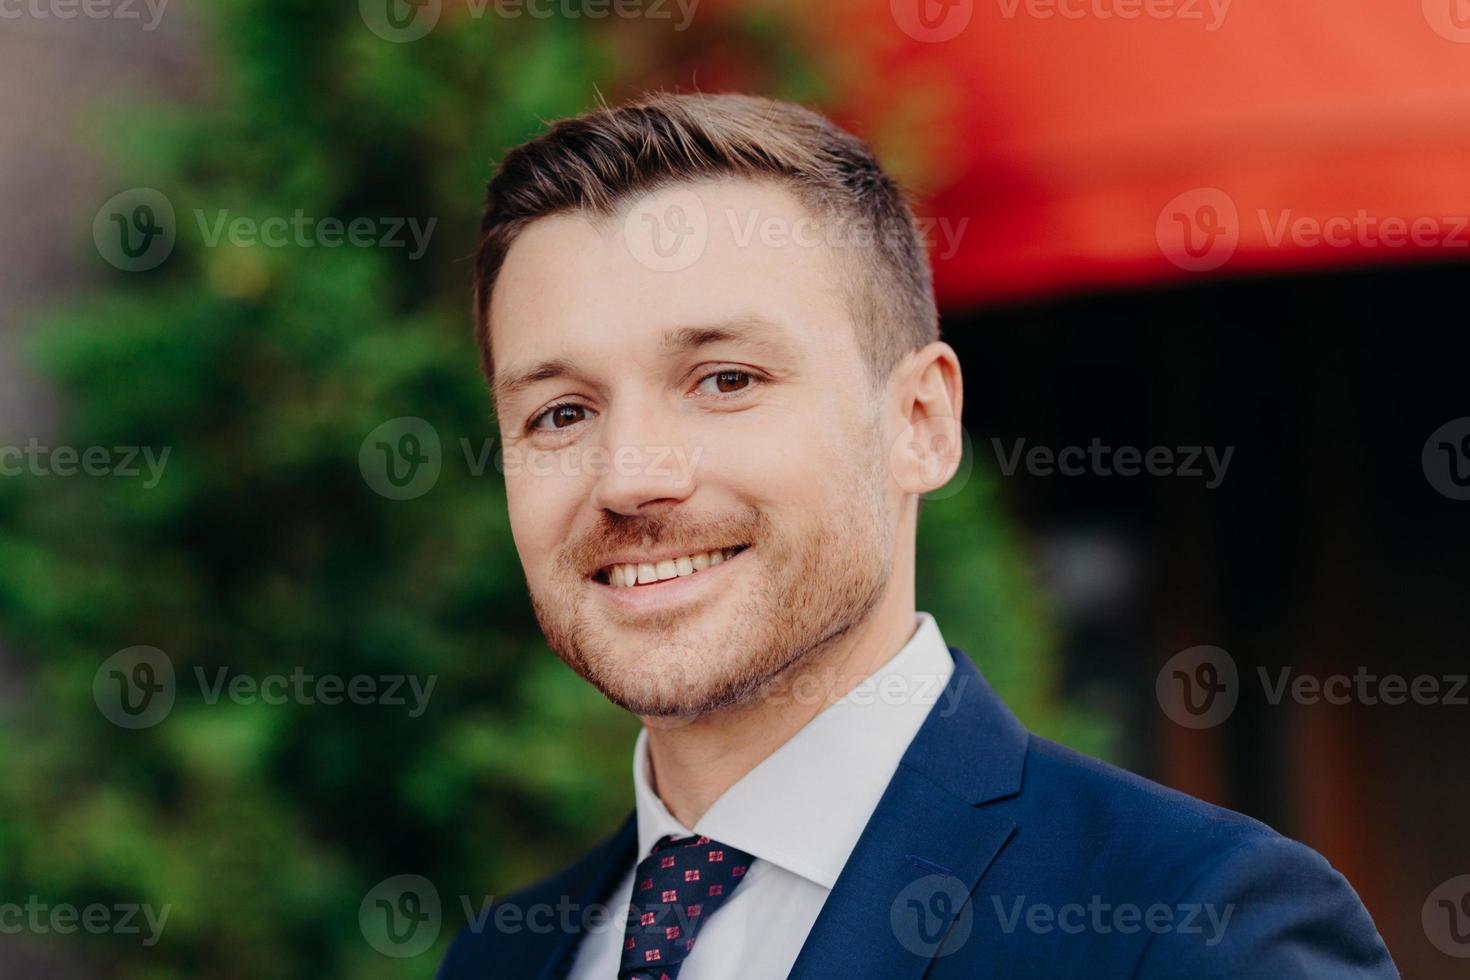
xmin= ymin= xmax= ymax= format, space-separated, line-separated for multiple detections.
xmin=651 ymin=833 xmax=718 ymax=853
xmin=618 ymin=834 xmax=755 ymax=980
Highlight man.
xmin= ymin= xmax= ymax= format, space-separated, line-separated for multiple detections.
xmin=437 ymin=92 xmax=1398 ymax=979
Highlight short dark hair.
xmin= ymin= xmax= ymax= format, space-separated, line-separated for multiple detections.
xmin=472 ymin=91 xmax=939 ymax=393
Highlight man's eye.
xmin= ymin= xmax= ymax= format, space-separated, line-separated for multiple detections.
xmin=530 ymin=403 xmax=592 ymax=431
xmin=696 ymin=370 xmax=756 ymax=396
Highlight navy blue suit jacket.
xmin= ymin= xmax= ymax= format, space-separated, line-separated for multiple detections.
xmin=438 ymin=646 xmax=1399 ymax=979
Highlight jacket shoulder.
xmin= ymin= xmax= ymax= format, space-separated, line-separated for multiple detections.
xmin=1022 ymin=734 xmax=1282 ymax=857
xmin=997 ymin=736 xmax=1396 ymax=977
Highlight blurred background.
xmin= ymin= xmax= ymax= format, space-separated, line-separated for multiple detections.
xmin=1 ymin=0 xmax=1467 ymax=976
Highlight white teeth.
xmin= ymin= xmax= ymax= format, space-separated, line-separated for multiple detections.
xmin=606 ymin=548 xmax=742 ymax=587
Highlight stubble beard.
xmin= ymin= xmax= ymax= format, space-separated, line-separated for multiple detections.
xmin=527 ymin=433 xmax=895 ymax=720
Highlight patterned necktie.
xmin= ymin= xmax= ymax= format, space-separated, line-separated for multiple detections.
xmin=618 ymin=833 xmax=755 ymax=980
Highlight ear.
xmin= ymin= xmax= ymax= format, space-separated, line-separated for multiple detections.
xmin=888 ymin=341 xmax=964 ymax=496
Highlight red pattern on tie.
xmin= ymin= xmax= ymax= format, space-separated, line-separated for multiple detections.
xmin=617 ymin=834 xmax=756 ymax=980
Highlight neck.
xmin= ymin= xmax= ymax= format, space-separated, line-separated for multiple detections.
xmin=641 ymin=544 xmax=919 ymax=828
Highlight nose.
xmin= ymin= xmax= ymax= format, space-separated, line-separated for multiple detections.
xmin=589 ymin=394 xmax=699 ymax=517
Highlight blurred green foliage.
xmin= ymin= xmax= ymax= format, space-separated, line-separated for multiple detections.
xmin=0 ymin=2 xmax=1109 ymax=976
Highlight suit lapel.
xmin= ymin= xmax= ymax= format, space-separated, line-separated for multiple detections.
xmin=533 ymin=812 xmax=638 ymax=980
xmin=785 ymin=647 xmax=1030 ymax=980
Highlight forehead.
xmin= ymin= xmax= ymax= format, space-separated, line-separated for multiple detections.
xmin=488 ymin=178 xmax=859 ymax=391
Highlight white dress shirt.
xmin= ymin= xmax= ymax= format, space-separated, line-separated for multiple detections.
xmin=567 ymin=611 xmax=956 ymax=980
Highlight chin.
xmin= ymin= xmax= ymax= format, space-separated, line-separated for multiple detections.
xmin=590 ymin=649 xmax=758 ymax=718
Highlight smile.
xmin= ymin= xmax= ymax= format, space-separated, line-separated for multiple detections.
xmin=592 ymin=544 xmax=750 ymax=588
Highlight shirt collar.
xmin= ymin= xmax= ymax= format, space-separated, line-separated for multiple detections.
xmin=631 ymin=611 xmax=956 ymax=890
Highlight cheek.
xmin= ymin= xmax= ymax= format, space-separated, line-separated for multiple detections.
xmin=505 ymin=464 xmax=582 ymax=573
xmin=701 ymin=413 xmax=854 ymax=510
xmin=778 ymin=411 xmax=863 ymax=484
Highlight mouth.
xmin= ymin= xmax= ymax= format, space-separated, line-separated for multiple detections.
xmin=591 ymin=544 xmax=750 ymax=588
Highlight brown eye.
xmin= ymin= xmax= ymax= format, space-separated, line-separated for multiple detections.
xmin=715 ymin=371 xmax=749 ymax=393
xmin=531 ymin=403 xmax=590 ymax=431
xmin=697 ymin=369 xmax=756 ymax=396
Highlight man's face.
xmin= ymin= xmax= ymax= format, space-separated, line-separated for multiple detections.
xmin=489 ymin=178 xmax=898 ymax=718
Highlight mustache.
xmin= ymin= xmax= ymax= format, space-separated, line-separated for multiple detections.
xmin=568 ymin=510 xmax=764 ymax=574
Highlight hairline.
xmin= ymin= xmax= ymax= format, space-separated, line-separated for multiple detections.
xmin=483 ymin=176 xmax=901 ymax=408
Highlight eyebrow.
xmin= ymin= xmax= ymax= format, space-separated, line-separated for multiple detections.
xmin=492 ymin=357 xmax=579 ymax=407
xmin=492 ymin=314 xmax=796 ymax=407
